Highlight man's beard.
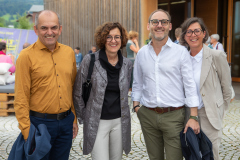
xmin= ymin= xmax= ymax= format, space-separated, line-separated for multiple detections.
xmin=151 ymin=27 xmax=169 ymax=41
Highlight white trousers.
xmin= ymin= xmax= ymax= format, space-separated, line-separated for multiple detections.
xmin=198 ymin=107 xmax=222 ymax=160
xmin=91 ymin=117 xmax=123 ymax=160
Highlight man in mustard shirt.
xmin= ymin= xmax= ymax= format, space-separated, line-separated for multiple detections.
xmin=14 ymin=10 xmax=78 ymax=159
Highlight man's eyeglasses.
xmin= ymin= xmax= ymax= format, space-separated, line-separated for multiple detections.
xmin=150 ymin=19 xmax=170 ymax=26
xmin=106 ymin=35 xmax=122 ymax=42
xmin=185 ymin=28 xmax=203 ymax=37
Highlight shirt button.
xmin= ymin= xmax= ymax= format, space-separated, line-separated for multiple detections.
xmin=55 ymin=63 xmax=56 ymax=65
xmin=59 ymin=85 xmax=60 ymax=87
xmin=57 ymin=74 xmax=58 ymax=76
xmin=60 ymin=108 xmax=62 ymax=110
xmin=202 ymin=93 xmax=205 ymax=97
xmin=60 ymin=97 xmax=62 ymax=99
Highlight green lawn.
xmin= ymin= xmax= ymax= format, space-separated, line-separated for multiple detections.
xmin=1 ymin=14 xmax=17 ymax=22
xmin=2 ymin=14 xmax=11 ymax=21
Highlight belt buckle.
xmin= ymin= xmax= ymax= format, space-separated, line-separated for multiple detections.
xmin=155 ymin=107 xmax=164 ymax=114
xmin=57 ymin=114 xmax=61 ymax=120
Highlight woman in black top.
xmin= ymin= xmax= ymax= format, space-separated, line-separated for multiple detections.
xmin=73 ymin=22 xmax=133 ymax=160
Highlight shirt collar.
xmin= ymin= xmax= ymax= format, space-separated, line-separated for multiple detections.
xmin=190 ymin=48 xmax=203 ymax=62
xmin=148 ymin=37 xmax=173 ymax=48
xmin=36 ymin=38 xmax=60 ymax=52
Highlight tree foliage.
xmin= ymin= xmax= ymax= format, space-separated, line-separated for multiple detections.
xmin=0 ymin=0 xmax=43 ymax=17
xmin=17 ymin=14 xmax=33 ymax=29
xmin=0 ymin=17 xmax=6 ymax=27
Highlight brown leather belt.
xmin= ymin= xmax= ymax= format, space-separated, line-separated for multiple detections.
xmin=145 ymin=106 xmax=184 ymax=114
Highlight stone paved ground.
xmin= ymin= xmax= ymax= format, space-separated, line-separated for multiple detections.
xmin=0 ymin=100 xmax=239 ymax=160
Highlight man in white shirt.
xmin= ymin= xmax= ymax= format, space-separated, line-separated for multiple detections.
xmin=131 ymin=9 xmax=200 ymax=160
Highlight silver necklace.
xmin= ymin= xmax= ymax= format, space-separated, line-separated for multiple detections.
xmin=110 ymin=57 xmax=118 ymax=66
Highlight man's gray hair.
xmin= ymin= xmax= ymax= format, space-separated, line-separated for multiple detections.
xmin=211 ymin=34 xmax=220 ymax=41
xmin=35 ymin=10 xmax=61 ymax=28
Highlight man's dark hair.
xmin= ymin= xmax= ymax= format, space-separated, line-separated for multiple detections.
xmin=0 ymin=42 xmax=6 ymax=51
xmin=75 ymin=47 xmax=80 ymax=50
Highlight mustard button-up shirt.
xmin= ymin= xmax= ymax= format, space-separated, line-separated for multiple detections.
xmin=14 ymin=39 xmax=77 ymax=140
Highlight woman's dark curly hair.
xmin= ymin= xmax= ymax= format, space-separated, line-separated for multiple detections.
xmin=179 ymin=17 xmax=209 ymax=50
xmin=94 ymin=22 xmax=128 ymax=49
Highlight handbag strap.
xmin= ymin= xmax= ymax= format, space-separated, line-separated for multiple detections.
xmin=87 ymin=54 xmax=95 ymax=81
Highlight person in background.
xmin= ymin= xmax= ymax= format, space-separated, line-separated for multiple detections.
xmin=23 ymin=42 xmax=31 ymax=49
xmin=73 ymin=22 xmax=132 ymax=160
xmin=205 ymin=37 xmax=213 ymax=49
xmin=132 ymin=9 xmax=199 ymax=160
xmin=126 ymin=30 xmax=140 ymax=58
xmin=0 ymin=42 xmax=6 ymax=55
xmin=145 ymin=33 xmax=152 ymax=45
xmin=174 ymin=27 xmax=182 ymax=44
xmin=210 ymin=34 xmax=224 ymax=51
xmin=14 ymin=10 xmax=78 ymax=160
xmin=0 ymin=42 xmax=15 ymax=74
xmin=126 ymin=30 xmax=139 ymax=96
xmin=88 ymin=45 xmax=97 ymax=54
xmin=74 ymin=47 xmax=83 ymax=69
xmin=180 ymin=17 xmax=232 ymax=160
xmin=16 ymin=42 xmax=31 ymax=62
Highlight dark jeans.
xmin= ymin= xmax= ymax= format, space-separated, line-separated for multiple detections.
xmin=30 ymin=112 xmax=74 ymax=160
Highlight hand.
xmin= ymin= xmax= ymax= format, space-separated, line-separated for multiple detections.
xmin=132 ymin=39 xmax=138 ymax=44
xmin=135 ymin=107 xmax=140 ymax=113
xmin=72 ymin=123 xmax=78 ymax=139
xmin=184 ymin=119 xmax=200 ymax=134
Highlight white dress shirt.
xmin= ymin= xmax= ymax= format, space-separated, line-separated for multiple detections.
xmin=190 ymin=48 xmax=204 ymax=109
xmin=131 ymin=37 xmax=199 ymax=108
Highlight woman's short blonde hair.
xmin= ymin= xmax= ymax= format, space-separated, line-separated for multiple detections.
xmin=128 ymin=31 xmax=139 ymax=40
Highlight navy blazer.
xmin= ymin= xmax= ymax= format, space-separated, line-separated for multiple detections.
xmin=8 ymin=123 xmax=51 ymax=160
xmin=180 ymin=127 xmax=214 ymax=160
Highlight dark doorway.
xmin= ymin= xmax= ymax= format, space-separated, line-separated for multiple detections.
xmin=158 ymin=0 xmax=191 ymax=41
xmin=231 ymin=0 xmax=240 ymax=77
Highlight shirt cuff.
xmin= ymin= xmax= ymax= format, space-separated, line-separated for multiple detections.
xmin=131 ymin=92 xmax=142 ymax=102
xmin=21 ymin=125 xmax=30 ymax=140
xmin=185 ymin=96 xmax=199 ymax=107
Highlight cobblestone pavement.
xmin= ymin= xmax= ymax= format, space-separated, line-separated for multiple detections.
xmin=0 ymin=100 xmax=239 ymax=160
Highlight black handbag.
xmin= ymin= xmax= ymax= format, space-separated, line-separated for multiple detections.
xmin=82 ymin=54 xmax=95 ymax=106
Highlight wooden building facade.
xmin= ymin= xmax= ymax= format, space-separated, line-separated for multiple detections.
xmin=44 ymin=0 xmax=240 ymax=81
xmin=44 ymin=0 xmax=141 ymax=57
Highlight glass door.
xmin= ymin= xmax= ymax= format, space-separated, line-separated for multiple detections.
xmin=231 ymin=0 xmax=240 ymax=78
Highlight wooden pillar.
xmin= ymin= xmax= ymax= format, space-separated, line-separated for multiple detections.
xmin=140 ymin=0 xmax=158 ymax=46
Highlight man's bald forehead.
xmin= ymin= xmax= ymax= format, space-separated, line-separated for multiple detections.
xmin=38 ymin=10 xmax=58 ymax=18
xmin=35 ymin=10 xmax=61 ymax=27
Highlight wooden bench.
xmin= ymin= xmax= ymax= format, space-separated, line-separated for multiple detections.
xmin=0 ymin=93 xmax=15 ymax=116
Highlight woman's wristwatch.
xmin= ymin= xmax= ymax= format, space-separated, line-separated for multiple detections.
xmin=132 ymin=105 xmax=140 ymax=112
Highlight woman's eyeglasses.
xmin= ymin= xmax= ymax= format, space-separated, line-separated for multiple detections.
xmin=185 ymin=28 xmax=203 ymax=37
xmin=106 ymin=35 xmax=122 ymax=42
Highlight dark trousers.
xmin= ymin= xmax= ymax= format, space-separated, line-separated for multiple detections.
xmin=30 ymin=112 xmax=74 ymax=160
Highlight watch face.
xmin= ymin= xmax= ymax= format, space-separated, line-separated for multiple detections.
xmin=190 ymin=116 xmax=198 ymax=120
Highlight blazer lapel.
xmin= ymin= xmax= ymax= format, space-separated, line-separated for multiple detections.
xmin=200 ymin=45 xmax=212 ymax=89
